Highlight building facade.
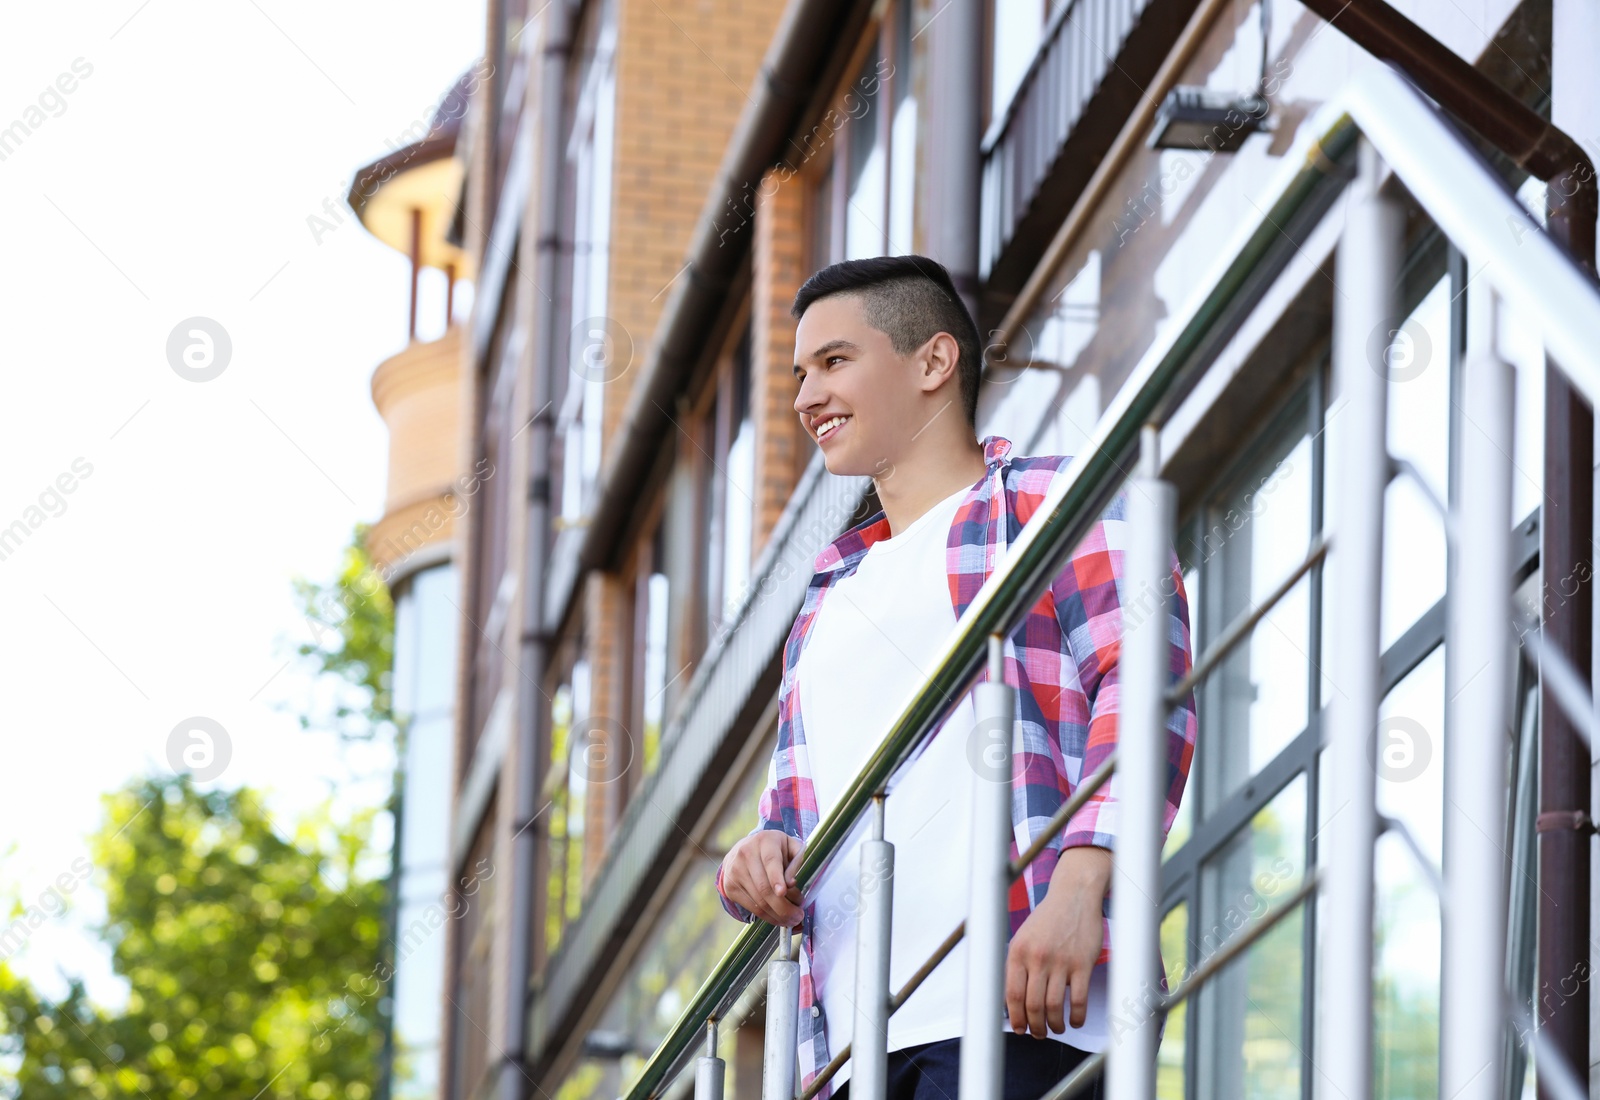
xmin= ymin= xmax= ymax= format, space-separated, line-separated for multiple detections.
xmin=349 ymin=86 xmax=475 ymax=1100
xmin=409 ymin=1 xmax=1600 ymax=1099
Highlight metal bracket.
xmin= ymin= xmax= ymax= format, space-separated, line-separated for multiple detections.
xmin=1534 ymin=810 xmax=1597 ymax=834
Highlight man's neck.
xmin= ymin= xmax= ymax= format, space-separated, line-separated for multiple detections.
xmin=872 ymin=432 xmax=988 ymax=537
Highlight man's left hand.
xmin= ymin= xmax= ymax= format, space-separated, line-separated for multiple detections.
xmin=1004 ymin=845 xmax=1112 ymax=1038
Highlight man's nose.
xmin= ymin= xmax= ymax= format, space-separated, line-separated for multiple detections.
xmin=793 ymin=372 xmax=819 ymax=415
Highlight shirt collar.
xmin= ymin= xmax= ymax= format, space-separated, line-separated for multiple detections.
xmin=811 ymin=434 xmax=1014 ymax=574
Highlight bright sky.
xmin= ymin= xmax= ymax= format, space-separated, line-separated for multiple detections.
xmin=0 ymin=0 xmax=485 ymax=1005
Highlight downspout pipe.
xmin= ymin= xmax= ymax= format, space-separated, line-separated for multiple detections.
xmin=1539 ymin=7 xmax=1597 ymax=1096
xmin=503 ymin=3 xmax=573 ymax=1100
xmin=1296 ymin=0 xmax=1595 ymax=191
xmin=923 ymin=0 xmax=982 ymax=319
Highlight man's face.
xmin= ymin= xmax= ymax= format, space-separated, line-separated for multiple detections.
xmin=792 ymin=293 xmax=929 ymax=477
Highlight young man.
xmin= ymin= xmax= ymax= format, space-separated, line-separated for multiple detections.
xmin=715 ymin=255 xmax=1197 ymax=1100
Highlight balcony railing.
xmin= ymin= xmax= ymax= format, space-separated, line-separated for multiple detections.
xmin=979 ymin=0 xmax=1161 ymax=280
xmin=619 ymin=62 xmax=1600 ymax=1100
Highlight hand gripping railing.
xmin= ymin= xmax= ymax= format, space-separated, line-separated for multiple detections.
xmin=619 ymin=62 xmax=1600 ymax=1100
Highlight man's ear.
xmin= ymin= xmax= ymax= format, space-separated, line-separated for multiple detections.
xmin=918 ymin=331 xmax=961 ymax=395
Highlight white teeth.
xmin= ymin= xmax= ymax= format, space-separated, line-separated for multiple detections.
xmin=816 ymin=415 xmax=848 ymax=439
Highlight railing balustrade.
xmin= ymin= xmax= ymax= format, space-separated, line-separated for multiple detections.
xmin=618 ymin=62 xmax=1600 ymax=1100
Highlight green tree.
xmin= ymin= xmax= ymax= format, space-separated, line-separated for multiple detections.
xmin=292 ymin=520 xmax=407 ymax=1096
xmin=0 ymin=775 xmax=388 ymax=1100
xmin=294 ymin=522 xmax=397 ymax=738
xmin=0 ymin=524 xmax=403 ymax=1100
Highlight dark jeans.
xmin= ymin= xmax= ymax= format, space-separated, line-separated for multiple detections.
xmin=830 ymin=1032 xmax=1103 ymax=1100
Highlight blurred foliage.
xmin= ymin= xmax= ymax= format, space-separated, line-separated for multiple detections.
xmin=1372 ymin=877 xmax=1439 ymax=1100
xmin=0 ymin=525 xmax=401 ymax=1099
xmin=544 ymin=685 xmax=585 ymax=957
xmin=293 ymin=522 xmax=396 ymax=738
xmin=0 ymin=774 xmax=388 ymax=1099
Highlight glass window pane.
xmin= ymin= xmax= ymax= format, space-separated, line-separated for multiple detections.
xmin=845 ymin=45 xmax=885 ymax=259
xmin=1380 ymin=276 xmax=1449 ymax=651
xmin=641 ymin=571 xmax=669 ymax=778
xmin=1372 ymin=644 xmax=1444 ymax=1097
xmin=1200 ymin=425 xmax=1313 ymax=814
xmin=989 ymin=0 xmax=1044 ymax=126
xmin=722 ymin=331 xmax=756 ymax=623
xmin=812 ymin=156 xmax=835 ymax=269
xmin=1164 ymin=559 xmax=1199 ymax=860
xmin=1158 ymin=901 xmax=1189 ymax=1100
xmin=1196 ymin=774 xmax=1307 ymax=1100
xmin=547 ymin=681 xmax=575 ymax=951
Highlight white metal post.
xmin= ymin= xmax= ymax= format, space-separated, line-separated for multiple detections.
xmin=852 ymin=796 xmax=894 ymax=1100
xmin=1107 ymin=426 xmax=1175 ymax=1100
xmin=1440 ymin=307 xmax=1514 ymax=1100
xmin=764 ymin=928 xmax=800 ymax=1100
xmin=1317 ymin=136 xmax=1397 ymax=1100
xmin=696 ymin=1020 xmax=724 ymax=1100
xmin=961 ymin=634 xmax=1015 ymax=1100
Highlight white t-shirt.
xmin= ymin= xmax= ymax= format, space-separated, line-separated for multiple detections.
xmin=797 ymin=483 xmax=1106 ymax=1088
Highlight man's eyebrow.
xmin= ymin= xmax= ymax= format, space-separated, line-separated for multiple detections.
xmin=793 ymin=339 xmax=862 ymax=376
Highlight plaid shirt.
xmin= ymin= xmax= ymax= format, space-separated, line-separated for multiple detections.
xmin=715 ymin=434 xmax=1198 ymax=1100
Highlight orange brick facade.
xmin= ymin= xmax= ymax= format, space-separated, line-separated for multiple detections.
xmin=751 ymin=166 xmax=812 ymax=557
xmin=581 ymin=569 xmax=629 ymax=893
xmin=599 ymin=0 xmax=788 ymax=464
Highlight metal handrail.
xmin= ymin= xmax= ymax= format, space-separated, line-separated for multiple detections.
xmin=796 ymin=752 xmax=1120 ymax=1100
xmin=619 ymin=62 xmax=1600 ymax=1100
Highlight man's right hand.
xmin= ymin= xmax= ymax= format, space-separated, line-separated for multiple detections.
xmin=720 ymin=830 xmax=805 ymax=928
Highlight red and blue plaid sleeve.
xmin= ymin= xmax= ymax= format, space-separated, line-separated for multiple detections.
xmin=1051 ymin=486 xmax=1197 ymax=853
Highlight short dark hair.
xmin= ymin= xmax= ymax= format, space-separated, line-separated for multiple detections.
xmin=791 ymin=255 xmax=982 ymax=428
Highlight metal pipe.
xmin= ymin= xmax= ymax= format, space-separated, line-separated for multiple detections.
xmin=1107 ymin=427 xmax=1173 ymax=1100
xmin=1317 ymin=136 xmax=1396 ymax=1100
xmin=1441 ymin=331 xmax=1515 ymax=1100
xmin=1296 ymin=0 xmax=1593 ymax=186
xmin=1507 ymin=996 xmax=1589 ymax=1100
xmin=1537 ymin=22 xmax=1597 ymax=1084
xmin=695 ymin=1021 xmax=724 ymax=1100
xmin=502 ymin=5 xmax=572 ymax=1100
xmin=408 ymin=206 xmax=422 ymax=342
xmin=803 ymin=757 xmax=1124 ymax=1100
xmin=853 ymin=796 xmax=894 ymax=1100
xmin=1345 ymin=70 xmax=1600 ymax=405
xmin=960 ymin=634 xmax=1014 ymax=1100
xmin=801 ymin=758 xmax=1122 ymax=1100
xmin=763 ymin=928 xmax=800 ymax=1100
xmin=925 ymin=0 xmax=982 ymax=313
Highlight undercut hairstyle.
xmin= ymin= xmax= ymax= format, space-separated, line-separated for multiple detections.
xmin=791 ymin=255 xmax=983 ymax=428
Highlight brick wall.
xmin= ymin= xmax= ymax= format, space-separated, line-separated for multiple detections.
xmin=581 ymin=570 xmax=629 ymax=893
xmin=751 ymin=165 xmax=811 ymax=557
xmin=600 ymin=0 xmax=789 ymax=461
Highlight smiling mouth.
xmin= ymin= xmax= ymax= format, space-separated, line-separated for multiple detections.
xmin=815 ymin=415 xmax=850 ymax=442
